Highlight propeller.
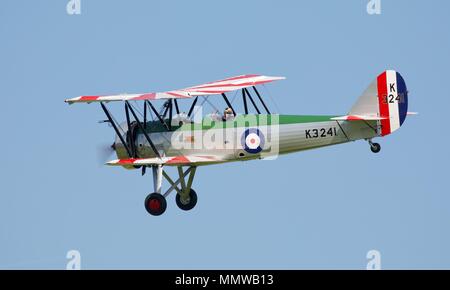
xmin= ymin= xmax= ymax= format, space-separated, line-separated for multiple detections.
xmin=96 ymin=143 xmax=116 ymax=166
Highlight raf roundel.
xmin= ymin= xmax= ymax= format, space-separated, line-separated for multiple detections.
xmin=241 ymin=128 xmax=265 ymax=154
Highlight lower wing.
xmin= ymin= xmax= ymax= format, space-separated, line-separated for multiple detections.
xmin=106 ymin=154 xmax=225 ymax=167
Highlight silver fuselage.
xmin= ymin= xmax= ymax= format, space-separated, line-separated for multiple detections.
xmin=114 ymin=114 xmax=378 ymax=165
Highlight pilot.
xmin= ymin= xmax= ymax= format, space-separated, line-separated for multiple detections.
xmin=223 ymin=107 xmax=234 ymax=121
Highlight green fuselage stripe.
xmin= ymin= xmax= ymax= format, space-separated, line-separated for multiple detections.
xmin=138 ymin=114 xmax=338 ymax=134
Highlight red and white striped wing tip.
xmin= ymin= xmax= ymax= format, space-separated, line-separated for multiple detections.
xmin=106 ymin=155 xmax=222 ymax=166
xmin=65 ymin=74 xmax=285 ymax=104
xmin=106 ymin=158 xmax=165 ymax=166
xmin=180 ymin=75 xmax=285 ymax=96
xmin=330 ymin=115 xmax=388 ymax=121
xmin=64 ymin=93 xmax=160 ymax=104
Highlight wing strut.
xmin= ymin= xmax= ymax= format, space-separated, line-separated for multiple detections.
xmin=221 ymin=93 xmax=236 ymax=116
xmin=125 ymin=101 xmax=161 ymax=159
xmin=187 ymin=97 xmax=198 ymax=118
xmin=244 ymin=88 xmax=261 ymax=114
xmin=145 ymin=101 xmax=170 ymax=131
xmin=124 ymin=102 xmax=137 ymax=156
xmin=100 ymin=102 xmax=133 ymax=157
xmin=168 ymin=99 xmax=173 ymax=131
xmin=174 ymin=99 xmax=180 ymax=115
xmin=143 ymin=101 xmax=147 ymax=129
xmin=242 ymin=89 xmax=248 ymax=114
xmin=162 ymin=100 xmax=170 ymax=118
xmin=252 ymin=86 xmax=271 ymax=114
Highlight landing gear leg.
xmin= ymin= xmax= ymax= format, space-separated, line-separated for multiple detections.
xmin=144 ymin=165 xmax=199 ymax=216
xmin=175 ymin=166 xmax=197 ymax=211
xmin=152 ymin=165 xmax=163 ymax=193
xmin=144 ymin=165 xmax=167 ymax=216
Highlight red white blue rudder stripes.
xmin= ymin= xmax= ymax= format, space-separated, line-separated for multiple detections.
xmin=376 ymin=70 xmax=408 ymax=136
xmin=348 ymin=70 xmax=408 ymax=137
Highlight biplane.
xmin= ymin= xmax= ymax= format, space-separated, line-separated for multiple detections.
xmin=65 ymin=70 xmax=414 ymax=216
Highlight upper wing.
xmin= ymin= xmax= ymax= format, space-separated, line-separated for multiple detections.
xmin=106 ymin=154 xmax=226 ymax=167
xmin=65 ymin=74 xmax=285 ymax=104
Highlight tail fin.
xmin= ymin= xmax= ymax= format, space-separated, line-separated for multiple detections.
xmin=349 ymin=70 xmax=408 ymax=136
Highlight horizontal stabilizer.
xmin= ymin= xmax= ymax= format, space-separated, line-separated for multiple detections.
xmin=330 ymin=115 xmax=387 ymax=121
xmin=106 ymin=155 xmax=224 ymax=167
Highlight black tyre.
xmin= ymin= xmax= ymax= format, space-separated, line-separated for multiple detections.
xmin=370 ymin=143 xmax=381 ymax=153
xmin=175 ymin=189 xmax=198 ymax=211
xmin=144 ymin=193 xmax=167 ymax=216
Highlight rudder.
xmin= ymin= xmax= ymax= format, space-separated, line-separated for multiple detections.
xmin=349 ymin=70 xmax=408 ymax=136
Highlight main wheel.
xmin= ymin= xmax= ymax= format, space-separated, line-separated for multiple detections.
xmin=370 ymin=142 xmax=381 ymax=153
xmin=144 ymin=193 xmax=167 ymax=216
xmin=175 ymin=189 xmax=198 ymax=211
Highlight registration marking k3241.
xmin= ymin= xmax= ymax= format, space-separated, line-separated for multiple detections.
xmin=305 ymin=127 xmax=338 ymax=139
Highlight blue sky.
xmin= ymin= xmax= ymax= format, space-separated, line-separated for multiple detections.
xmin=0 ymin=0 xmax=449 ymax=269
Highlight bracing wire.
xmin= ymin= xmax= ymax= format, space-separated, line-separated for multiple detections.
xmin=261 ymin=84 xmax=281 ymax=114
